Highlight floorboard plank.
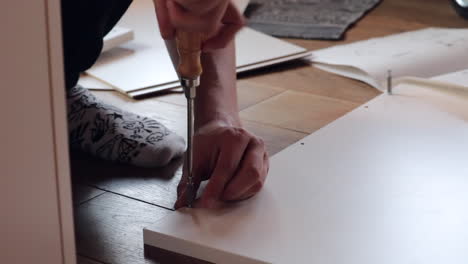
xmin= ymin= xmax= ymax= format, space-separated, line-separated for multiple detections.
xmin=73 ymin=184 xmax=106 ymax=206
xmin=153 ymin=89 xmax=187 ymax=107
xmin=132 ymin=79 xmax=286 ymax=111
xmin=242 ymin=120 xmax=307 ymax=156
xmin=71 ymin=152 xmax=183 ymax=209
xmin=242 ymin=62 xmax=381 ymax=105
xmin=74 ymin=192 xmax=173 ymax=264
xmin=237 ymin=80 xmax=286 ymax=110
xmin=240 ymin=90 xmax=359 ymax=134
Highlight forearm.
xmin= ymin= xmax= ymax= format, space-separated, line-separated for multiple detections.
xmin=165 ymin=39 xmax=240 ymax=129
xmin=196 ymin=41 xmax=240 ymax=129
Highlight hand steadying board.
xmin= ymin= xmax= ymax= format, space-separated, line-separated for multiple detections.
xmin=144 ymin=79 xmax=468 ymax=264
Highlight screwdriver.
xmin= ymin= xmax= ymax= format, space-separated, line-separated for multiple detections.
xmin=175 ymin=31 xmax=203 ymax=208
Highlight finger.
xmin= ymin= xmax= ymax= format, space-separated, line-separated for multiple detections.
xmin=172 ymin=0 xmax=224 ymax=15
xmin=197 ymin=130 xmax=250 ymax=208
xmin=203 ymin=3 xmax=245 ymax=51
xmin=174 ymin=145 xmax=218 ymax=209
xmin=154 ymin=0 xmax=175 ymax=39
xmin=222 ymin=138 xmax=267 ymax=201
xmin=174 ymin=153 xmax=203 ymax=209
xmin=236 ymin=153 xmax=269 ymax=201
xmin=174 ymin=169 xmax=202 ymax=209
xmin=174 ymin=184 xmax=199 ymax=209
xmin=202 ymin=22 xmax=243 ymax=51
xmin=167 ymin=0 xmax=227 ymax=36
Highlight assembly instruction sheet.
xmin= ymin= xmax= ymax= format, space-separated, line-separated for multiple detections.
xmin=310 ymin=28 xmax=468 ymax=90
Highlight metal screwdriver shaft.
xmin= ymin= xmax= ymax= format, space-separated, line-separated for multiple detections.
xmin=182 ymin=78 xmax=198 ymax=207
xmin=176 ymin=31 xmax=203 ymax=208
xmin=387 ymin=70 xmax=393 ymax=95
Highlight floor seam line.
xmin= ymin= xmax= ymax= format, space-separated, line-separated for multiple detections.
xmin=84 ymin=184 xmax=175 ymax=211
xmin=239 ymin=90 xmax=289 ymax=112
xmin=241 ymin=118 xmax=312 ymax=134
xmin=76 ymin=190 xmax=108 ymax=207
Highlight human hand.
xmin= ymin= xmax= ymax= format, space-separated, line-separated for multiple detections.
xmin=153 ymin=0 xmax=245 ymax=51
xmin=174 ymin=121 xmax=269 ymax=209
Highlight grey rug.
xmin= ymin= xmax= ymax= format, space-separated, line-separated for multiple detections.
xmin=245 ymin=0 xmax=381 ymax=40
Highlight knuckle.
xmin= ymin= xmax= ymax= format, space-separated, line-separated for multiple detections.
xmin=220 ymin=127 xmax=252 ymax=145
xmin=236 ymin=127 xmax=249 ymax=138
xmin=253 ymin=137 xmax=265 ymax=147
xmin=247 ymin=167 xmax=262 ymax=180
xmin=221 ymin=128 xmax=234 ymax=138
xmin=239 ymin=131 xmax=251 ymax=142
xmin=225 ymin=127 xmax=242 ymax=138
xmin=251 ymin=181 xmax=264 ymax=193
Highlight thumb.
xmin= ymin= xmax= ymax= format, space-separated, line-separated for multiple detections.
xmin=154 ymin=0 xmax=175 ymax=39
xmin=174 ymin=183 xmax=195 ymax=209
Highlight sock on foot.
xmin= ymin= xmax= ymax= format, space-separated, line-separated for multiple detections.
xmin=67 ymin=85 xmax=185 ymax=168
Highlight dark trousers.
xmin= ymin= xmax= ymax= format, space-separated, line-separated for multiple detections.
xmin=61 ymin=0 xmax=132 ymax=89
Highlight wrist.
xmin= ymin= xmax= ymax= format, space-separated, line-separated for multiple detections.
xmin=195 ymin=111 xmax=241 ymax=131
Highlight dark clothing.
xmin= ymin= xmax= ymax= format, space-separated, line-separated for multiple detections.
xmin=61 ymin=0 xmax=132 ymax=89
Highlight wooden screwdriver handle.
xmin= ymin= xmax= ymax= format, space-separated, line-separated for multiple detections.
xmin=176 ymin=31 xmax=203 ymax=79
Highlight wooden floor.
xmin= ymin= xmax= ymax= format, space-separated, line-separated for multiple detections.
xmin=72 ymin=1 xmax=468 ymax=263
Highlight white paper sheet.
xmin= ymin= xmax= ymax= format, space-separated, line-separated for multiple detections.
xmin=432 ymin=68 xmax=468 ymax=88
xmin=85 ymin=0 xmax=178 ymax=93
xmin=78 ymin=74 xmax=113 ymax=90
xmin=311 ymin=28 xmax=468 ymax=90
xmin=84 ymin=0 xmax=308 ymax=95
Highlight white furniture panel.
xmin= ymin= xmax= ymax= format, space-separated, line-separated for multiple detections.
xmin=144 ymin=81 xmax=468 ymax=263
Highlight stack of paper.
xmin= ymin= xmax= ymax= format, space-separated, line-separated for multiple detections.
xmin=432 ymin=68 xmax=468 ymax=87
xmin=80 ymin=0 xmax=310 ymax=99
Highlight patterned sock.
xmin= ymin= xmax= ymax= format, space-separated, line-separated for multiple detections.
xmin=66 ymin=85 xmax=185 ymax=168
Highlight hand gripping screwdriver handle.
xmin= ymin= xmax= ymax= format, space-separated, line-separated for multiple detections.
xmin=176 ymin=31 xmax=203 ymax=82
